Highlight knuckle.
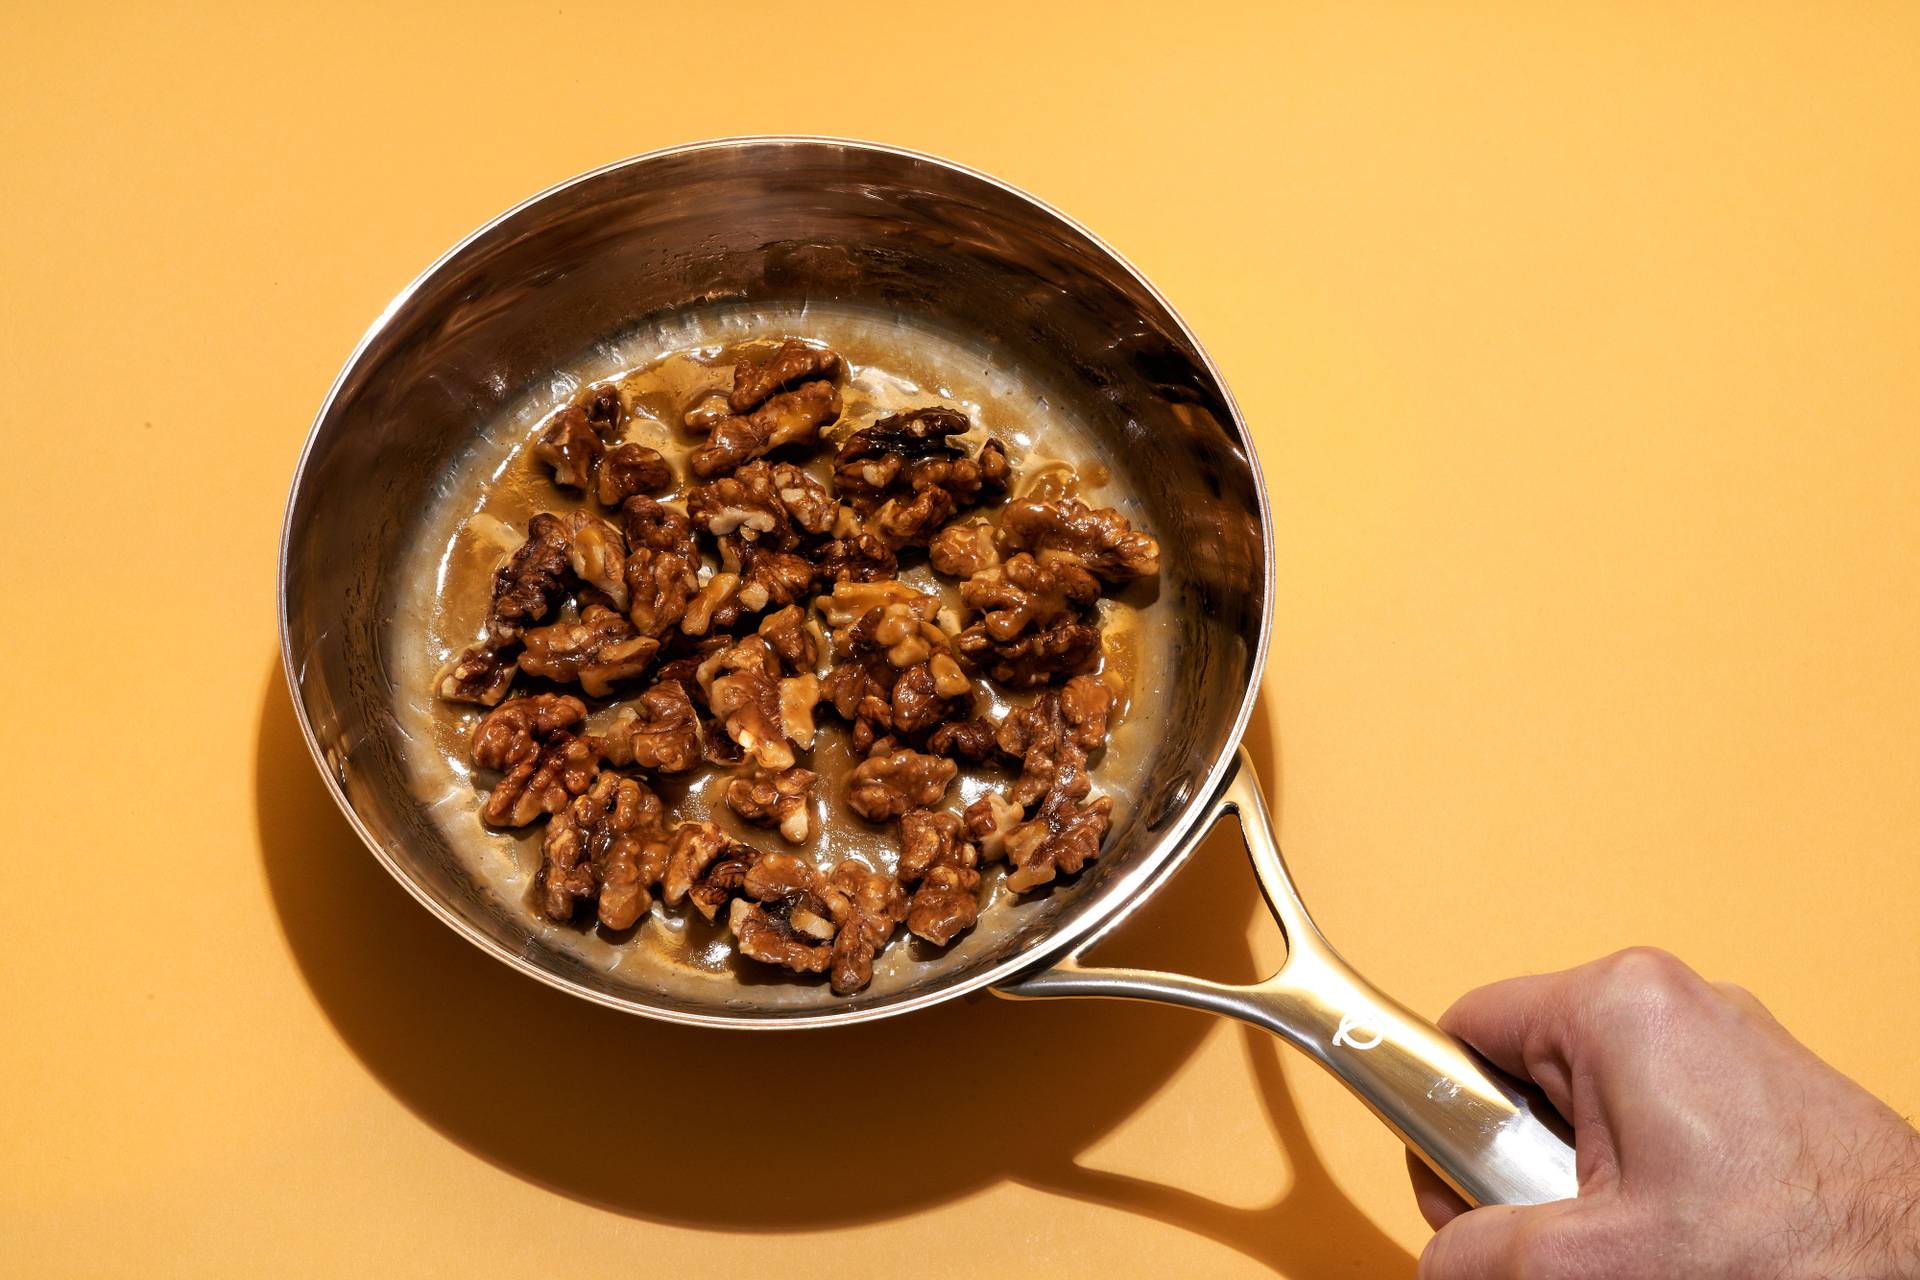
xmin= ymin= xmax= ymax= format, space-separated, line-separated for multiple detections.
xmin=1583 ymin=946 xmax=1703 ymax=1029
xmin=1712 ymin=980 xmax=1776 ymax=1025
xmin=1599 ymin=945 xmax=1691 ymax=995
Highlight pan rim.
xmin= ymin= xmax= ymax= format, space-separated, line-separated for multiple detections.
xmin=276 ymin=134 xmax=1276 ymax=1030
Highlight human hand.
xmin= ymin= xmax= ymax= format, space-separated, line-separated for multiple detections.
xmin=1411 ymin=948 xmax=1920 ymax=1279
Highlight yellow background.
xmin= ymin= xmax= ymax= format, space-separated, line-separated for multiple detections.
xmin=4 ymin=3 xmax=1916 ymax=1275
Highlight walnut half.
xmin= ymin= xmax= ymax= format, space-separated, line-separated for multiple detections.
xmin=471 ymin=694 xmax=599 ymax=827
xmin=846 ymin=748 xmax=957 ymax=822
xmin=539 ymin=771 xmax=670 ymax=929
xmin=725 ymin=765 xmax=817 ymax=844
xmin=519 ymin=605 xmax=659 ymax=697
xmin=897 ymin=809 xmax=983 ymax=946
xmin=996 ymin=496 xmax=1160 ymax=584
xmin=594 ymin=679 xmax=703 ymax=774
xmin=820 ymin=859 xmax=908 ymax=994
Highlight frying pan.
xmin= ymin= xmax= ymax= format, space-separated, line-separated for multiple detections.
xmin=279 ymin=137 xmax=1576 ymax=1208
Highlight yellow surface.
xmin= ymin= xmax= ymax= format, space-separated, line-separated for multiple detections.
xmin=4 ymin=3 xmax=1917 ymax=1275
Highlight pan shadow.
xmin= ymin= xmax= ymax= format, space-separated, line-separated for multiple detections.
xmin=256 ymin=664 xmax=1414 ymax=1275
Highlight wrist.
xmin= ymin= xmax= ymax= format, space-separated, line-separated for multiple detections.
xmin=1808 ymin=1130 xmax=1920 ymax=1280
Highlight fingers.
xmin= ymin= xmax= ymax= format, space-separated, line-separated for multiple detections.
xmin=1405 ymin=1149 xmax=1471 ymax=1230
xmin=1436 ymin=970 xmax=1579 ymax=1123
xmin=1437 ymin=948 xmax=1716 ymax=1126
xmin=1417 ymin=1204 xmax=1550 ymax=1280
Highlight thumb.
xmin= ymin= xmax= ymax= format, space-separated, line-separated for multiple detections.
xmin=1418 ymin=1203 xmax=1562 ymax=1280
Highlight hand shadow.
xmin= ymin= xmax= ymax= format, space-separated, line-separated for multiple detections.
xmin=256 ymin=663 xmax=1414 ymax=1275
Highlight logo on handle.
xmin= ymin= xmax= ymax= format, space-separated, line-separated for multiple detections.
xmin=1333 ymin=1012 xmax=1384 ymax=1051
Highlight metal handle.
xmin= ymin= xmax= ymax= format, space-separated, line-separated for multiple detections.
xmin=994 ymin=748 xmax=1578 ymax=1208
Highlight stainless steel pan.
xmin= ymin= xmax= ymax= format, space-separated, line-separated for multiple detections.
xmin=279 ymin=137 xmax=1576 ymax=1208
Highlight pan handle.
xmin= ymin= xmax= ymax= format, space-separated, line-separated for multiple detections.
xmin=993 ymin=747 xmax=1578 ymax=1209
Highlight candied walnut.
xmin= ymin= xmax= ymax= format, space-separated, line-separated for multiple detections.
xmin=435 ymin=642 xmax=517 ymax=706
xmin=590 ymin=784 xmax=670 ymax=929
xmin=680 ymin=571 xmax=740 ymax=637
xmin=820 ymin=655 xmax=895 ymax=754
xmin=594 ymin=679 xmax=702 ymax=773
xmin=726 ymin=765 xmax=817 ymax=844
xmin=729 ymin=545 xmax=814 ymax=620
xmin=721 ymin=847 xmax=842 ymax=968
xmin=596 ymin=442 xmax=672 ymax=507
xmin=1057 ymin=673 xmax=1114 ymax=751
xmin=961 ymin=551 xmax=1100 ymax=641
xmin=692 ymin=381 xmax=841 ymax=478
xmin=779 ymin=673 xmax=820 ymax=749
xmin=688 ymin=467 xmax=788 ymax=545
xmin=897 ymin=808 xmax=968 ymax=882
xmin=820 ymin=859 xmax=908 ymax=994
xmin=897 ymin=809 xmax=982 ymax=946
xmin=620 ymin=498 xmax=700 ymax=637
xmin=685 ymin=851 xmax=749 ymax=922
xmin=926 ymin=717 xmax=997 ymax=762
xmin=472 ymin=691 xmax=586 ymax=769
xmin=846 ymin=749 xmax=956 ymax=822
xmin=995 ymin=676 xmax=1115 ymax=806
xmin=909 ymin=861 xmax=982 ymax=946
xmin=769 ymin=462 xmax=837 ymax=536
xmin=689 ymin=845 xmax=835 ymax=934
xmin=520 ymin=605 xmax=659 ymax=697
xmin=700 ymin=639 xmax=796 ymax=770
xmin=956 ymin=617 xmax=1100 ymax=688
xmin=834 ymin=407 xmax=1009 ymax=531
xmin=976 ymin=437 xmax=1012 ymax=492
xmin=870 ymin=485 xmax=957 ymax=547
xmin=661 ymin=820 xmax=735 ymax=907
xmin=702 ymin=722 xmax=747 ymax=768
xmin=757 ymin=604 xmax=819 ymax=673
xmin=742 ymin=850 xmax=824 ymax=905
xmin=538 ymin=771 xmax=669 ymax=929
xmin=649 ymin=633 xmax=729 ymax=690
xmin=1002 ymin=746 xmax=1112 ymax=894
xmin=471 ymin=694 xmax=598 ymax=827
xmin=815 ymin=532 xmax=897 ymax=584
xmin=833 ymin=406 xmax=972 ymax=507
xmin=964 ymin=790 xmax=1026 ymax=861
xmin=815 ymin=578 xmax=932 ymax=635
xmin=820 ymin=588 xmax=974 ymax=749
xmin=687 ymin=460 xmax=832 ymax=550
xmin=682 ymin=390 xmax=732 ymax=433
xmin=693 ymin=634 xmax=780 ymax=693
xmin=560 ymin=510 xmax=628 ymax=611
xmin=890 ymin=662 xmax=966 ymax=737
xmin=929 ymin=518 xmax=1000 ymax=578
xmin=728 ymin=898 xmax=832 ymax=975
xmin=859 ymin=600 xmax=954 ymax=669
xmin=488 ymin=513 xmax=574 ymax=638
xmin=729 ymin=339 xmax=842 ymax=413
xmin=581 ymin=383 xmax=627 ymax=439
xmin=997 ymin=497 xmax=1160 ymax=584
xmin=534 ymin=406 xmax=602 ymax=490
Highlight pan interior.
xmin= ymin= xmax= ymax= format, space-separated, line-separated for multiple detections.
xmin=281 ymin=141 xmax=1268 ymax=1024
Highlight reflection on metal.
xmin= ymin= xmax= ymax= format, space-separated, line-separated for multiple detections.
xmin=996 ymin=749 xmax=1579 ymax=1208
